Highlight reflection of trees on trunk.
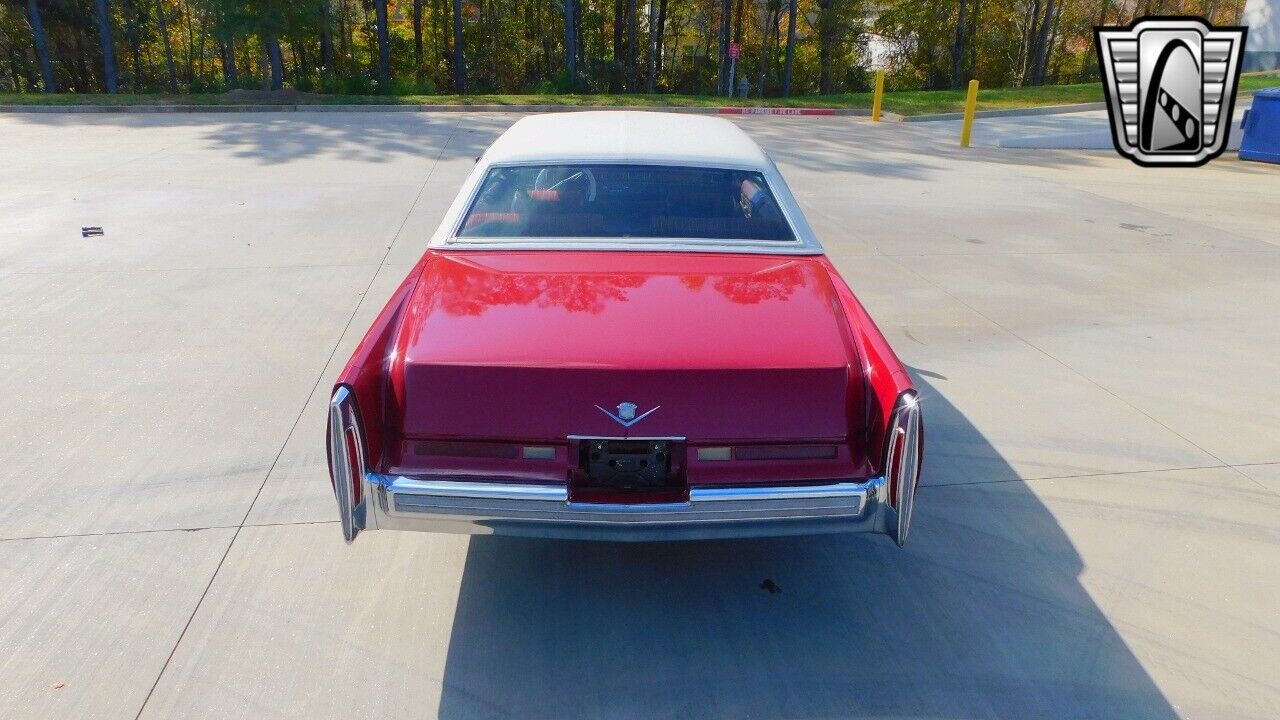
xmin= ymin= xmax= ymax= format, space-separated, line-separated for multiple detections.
xmin=430 ymin=260 xmax=809 ymax=317
xmin=682 ymin=264 xmax=806 ymax=304
xmin=712 ymin=264 xmax=804 ymax=304
xmin=435 ymin=271 xmax=648 ymax=316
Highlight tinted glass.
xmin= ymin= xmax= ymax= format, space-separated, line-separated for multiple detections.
xmin=457 ymin=164 xmax=795 ymax=241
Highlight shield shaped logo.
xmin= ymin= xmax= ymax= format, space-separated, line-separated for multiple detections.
xmin=1096 ymin=17 xmax=1247 ymax=167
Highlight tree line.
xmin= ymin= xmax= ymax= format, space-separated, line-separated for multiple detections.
xmin=0 ymin=0 xmax=1249 ymax=97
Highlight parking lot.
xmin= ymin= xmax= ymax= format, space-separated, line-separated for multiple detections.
xmin=1 ymin=110 xmax=1278 ymax=719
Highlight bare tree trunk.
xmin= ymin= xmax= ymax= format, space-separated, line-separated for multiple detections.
xmin=536 ymin=0 xmax=546 ymax=78
xmin=1022 ymin=0 xmax=1059 ymax=85
xmin=626 ymin=0 xmax=637 ymax=89
xmin=612 ymin=0 xmax=623 ymax=90
xmin=156 ymin=0 xmax=178 ymax=91
xmin=264 ymin=35 xmax=283 ymax=90
xmin=413 ymin=0 xmax=424 ymax=78
xmin=375 ymin=0 xmax=391 ymax=89
xmin=1029 ymin=0 xmax=1058 ymax=84
xmin=430 ymin=0 xmax=441 ymax=76
xmin=717 ymin=0 xmax=731 ymax=94
xmin=950 ymin=0 xmax=967 ymax=89
xmin=782 ymin=0 xmax=797 ymax=96
xmin=27 ymin=0 xmax=57 ymax=91
xmin=565 ymin=0 xmax=576 ymax=86
xmin=451 ymin=0 xmax=465 ymax=92
xmin=655 ymin=0 xmax=667 ymax=75
xmin=1021 ymin=0 xmax=1041 ymax=84
xmin=441 ymin=0 xmax=450 ymax=77
xmin=646 ymin=0 xmax=657 ymax=91
xmin=122 ymin=0 xmax=142 ymax=88
xmin=93 ymin=0 xmax=119 ymax=91
xmin=320 ymin=0 xmax=334 ymax=72
xmin=756 ymin=6 xmax=772 ymax=97
xmin=220 ymin=40 xmax=237 ymax=87
xmin=966 ymin=0 xmax=980 ymax=80
xmin=574 ymin=0 xmax=583 ymax=68
xmin=183 ymin=0 xmax=195 ymax=84
xmin=1044 ymin=0 xmax=1065 ymax=81
xmin=338 ymin=1 xmax=349 ymax=69
xmin=817 ymin=0 xmax=834 ymax=94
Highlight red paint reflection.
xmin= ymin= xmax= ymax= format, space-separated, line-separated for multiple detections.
xmin=426 ymin=257 xmax=809 ymax=316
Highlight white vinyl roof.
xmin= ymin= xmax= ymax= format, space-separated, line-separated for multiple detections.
xmin=429 ymin=111 xmax=825 ymax=254
xmin=481 ymin=111 xmax=774 ymax=170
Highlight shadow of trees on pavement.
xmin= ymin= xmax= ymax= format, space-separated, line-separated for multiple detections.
xmin=7 ymin=111 xmax=516 ymax=165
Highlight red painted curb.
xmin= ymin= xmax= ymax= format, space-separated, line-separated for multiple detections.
xmin=717 ymin=106 xmax=838 ymax=116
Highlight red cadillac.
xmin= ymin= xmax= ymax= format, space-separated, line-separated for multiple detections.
xmin=327 ymin=112 xmax=922 ymax=545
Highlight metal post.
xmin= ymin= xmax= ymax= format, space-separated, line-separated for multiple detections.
xmin=960 ymin=79 xmax=979 ymax=147
xmin=871 ymin=70 xmax=885 ymax=122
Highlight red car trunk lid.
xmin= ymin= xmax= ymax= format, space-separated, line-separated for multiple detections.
xmin=396 ymin=251 xmax=860 ymax=443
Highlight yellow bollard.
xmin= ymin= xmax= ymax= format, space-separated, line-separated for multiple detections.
xmin=960 ymin=79 xmax=979 ymax=147
xmin=871 ymin=70 xmax=885 ymax=122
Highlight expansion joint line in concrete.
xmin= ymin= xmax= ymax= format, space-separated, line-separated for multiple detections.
xmin=128 ymin=116 xmax=466 ymax=720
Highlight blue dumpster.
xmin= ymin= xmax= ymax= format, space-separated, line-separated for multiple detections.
xmin=1239 ymin=88 xmax=1280 ymax=164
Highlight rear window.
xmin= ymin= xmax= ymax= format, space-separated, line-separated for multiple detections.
xmin=457 ymin=164 xmax=795 ymax=241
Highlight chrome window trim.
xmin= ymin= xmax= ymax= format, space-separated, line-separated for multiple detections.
xmin=430 ymin=158 xmax=825 ymax=255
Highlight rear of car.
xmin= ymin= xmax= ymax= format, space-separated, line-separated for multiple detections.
xmin=327 ymin=113 xmax=922 ymax=545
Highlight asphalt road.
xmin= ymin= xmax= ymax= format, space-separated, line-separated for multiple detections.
xmin=1 ymin=111 xmax=1278 ymax=720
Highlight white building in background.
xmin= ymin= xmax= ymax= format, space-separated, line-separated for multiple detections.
xmin=1244 ymin=0 xmax=1280 ymax=71
xmin=863 ymin=34 xmax=895 ymax=72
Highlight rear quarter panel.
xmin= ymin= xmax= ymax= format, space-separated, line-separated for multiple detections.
xmin=333 ymin=257 xmax=427 ymax=471
xmin=817 ymin=255 xmax=915 ymax=475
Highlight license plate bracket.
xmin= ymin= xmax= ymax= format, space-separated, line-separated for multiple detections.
xmin=568 ymin=437 xmax=687 ymax=502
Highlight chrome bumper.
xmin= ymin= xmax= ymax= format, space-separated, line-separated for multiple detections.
xmin=350 ymin=473 xmax=895 ymax=542
xmin=329 ymin=385 xmax=920 ymax=545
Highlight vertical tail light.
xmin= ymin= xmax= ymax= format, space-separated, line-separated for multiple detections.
xmin=327 ymin=386 xmax=367 ymax=544
xmin=884 ymin=390 xmax=922 ymax=547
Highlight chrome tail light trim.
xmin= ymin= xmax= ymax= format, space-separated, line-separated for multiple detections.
xmin=885 ymin=390 xmax=922 ymax=547
xmin=328 ymin=385 xmax=367 ymax=544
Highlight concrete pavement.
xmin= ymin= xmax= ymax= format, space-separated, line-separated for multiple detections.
xmin=950 ymin=104 xmax=1251 ymax=150
xmin=1 ymin=111 xmax=1278 ymax=719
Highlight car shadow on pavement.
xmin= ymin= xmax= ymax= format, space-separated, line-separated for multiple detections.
xmin=437 ymin=376 xmax=1180 ymax=720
